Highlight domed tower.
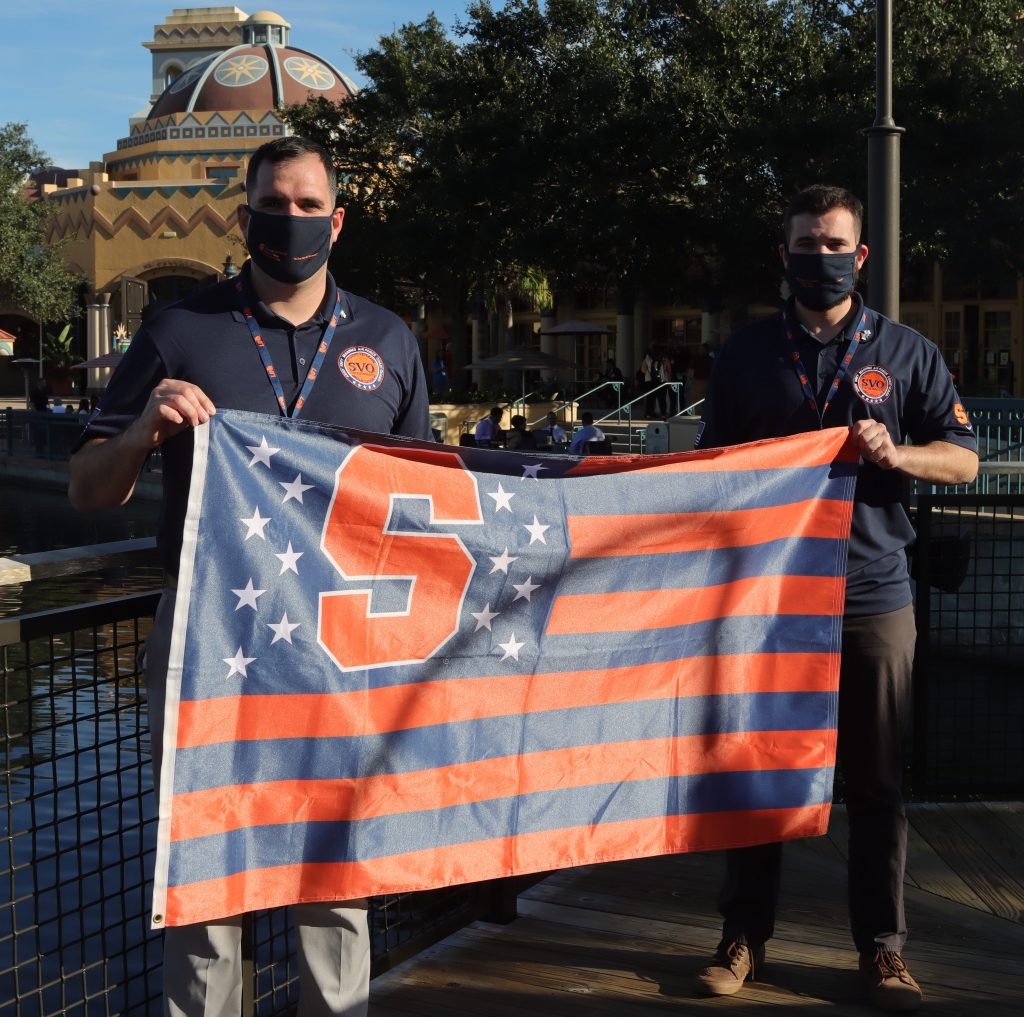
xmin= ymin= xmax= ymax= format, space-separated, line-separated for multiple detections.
xmin=41 ymin=7 xmax=357 ymax=386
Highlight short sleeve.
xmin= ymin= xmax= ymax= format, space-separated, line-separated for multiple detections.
xmin=904 ymin=340 xmax=977 ymax=452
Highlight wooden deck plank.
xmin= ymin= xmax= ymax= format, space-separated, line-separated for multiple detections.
xmin=369 ymin=804 xmax=1024 ymax=1016
xmin=905 ymin=806 xmax=991 ymax=912
xmin=981 ymin=800 xmax=1024 ymax=847
xmin=910 ymin=804 xmax=1024 ymax=921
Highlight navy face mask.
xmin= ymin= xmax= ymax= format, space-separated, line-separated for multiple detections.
xmin=244 ymin=206 xmax=334 ymax=284
xmin=785 ymin=251 xmax=858 ymax=311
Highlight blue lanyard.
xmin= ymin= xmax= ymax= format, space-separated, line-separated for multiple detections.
xmin=782 ymin=301 xmax=868 ymax=428
xmin=236 ymin=280 xmax=341 ymax=418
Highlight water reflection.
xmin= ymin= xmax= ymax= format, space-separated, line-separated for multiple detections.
xmin=0 ymin=485 xmax=162 ymax=617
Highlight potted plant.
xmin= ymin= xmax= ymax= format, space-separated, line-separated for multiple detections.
xmin=43 ymin=323 xmax=77 ymax=395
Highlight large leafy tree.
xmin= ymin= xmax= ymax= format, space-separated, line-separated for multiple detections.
xmin=885 ymin=0 xmax=1024 ymax=278
xmin=0 ymin=123 xmax=81 ymax=326
xmin=284 ymin=0 xmax=1024 ymax=328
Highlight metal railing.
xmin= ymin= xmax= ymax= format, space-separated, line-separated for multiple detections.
xmin=911 ymin=491 xmax=1024 ymax=797
xmin=1 ymin=411 xmax=162 ymax=474
xmin=1 ymin=410 xmax=85 ymax=462
xmin=0 ymin=546 xmax=513 ymax=1017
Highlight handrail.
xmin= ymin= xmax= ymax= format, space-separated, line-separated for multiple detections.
xmin=527 ymin=381 xmax=623 ymax=427
xmin=511 ymin=389 xmax=543 ymax=414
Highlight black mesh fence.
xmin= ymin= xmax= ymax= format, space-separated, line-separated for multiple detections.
xmin=911 ymin=494 xmax=1024 ymax=797
xmin=1 ymin=592 xmax=483 ymax=1017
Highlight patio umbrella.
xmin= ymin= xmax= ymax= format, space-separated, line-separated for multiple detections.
xmin=465 ymin=345 xmax=574 ymax=371
xmin=465 ymin=345 xmax=574 ymax=405
xmin=71 ymin=351 xmax=124 ymax=371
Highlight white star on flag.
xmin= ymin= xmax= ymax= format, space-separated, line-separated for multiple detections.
xmin=280 ymin=474 xmax=314 ymax=504
xmin=246 ymin=436 xmax=280 ymax=468
xmin=268 ymin=613 xmax=301 ymax=644
xmin=240 ymin=507 xmax=271 ymax=540
xmin=512 ymin=577 xmax=540 ymax=602
xmin=231 ymin=578 xmax=266 ymax=611
xmin=524 ymin=516 xmax=550 ymax=545
xmin=489 ymin=547 xmax=518 ymax=574
xmin=471 ymin=603 xmax=500 ymax=631
xmin=521 ymin=462 xmax=547 ymax=480
xmin=498 ymin=633 xmax=525 ymax=662
xmin=487 ymin=483 xmax=514 ymax=513
xmin=224 ymin=647 xmax=256 ymax=678
xmin=275 ymin=542 xmax=303 ymax=575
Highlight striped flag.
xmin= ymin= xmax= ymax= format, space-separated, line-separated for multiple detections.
xmin=152 ymin=409 xmax=857 ymax=927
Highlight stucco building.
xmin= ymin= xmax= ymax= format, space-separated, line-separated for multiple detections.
xmin=35 ymin=7 xmax=356 ymax=389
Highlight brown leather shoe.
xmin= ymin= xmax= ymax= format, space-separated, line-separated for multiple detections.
xmin=694 ymin=939 xmax=765 ymax=996
xmin=859 ymin=950 xmax=923 ymax=1012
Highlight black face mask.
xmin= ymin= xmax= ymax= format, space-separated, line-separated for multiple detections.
xmin=244 ymin=206 xmax=334 ymax=284
xmin=785 ymin=251 xmax=858 ymax=311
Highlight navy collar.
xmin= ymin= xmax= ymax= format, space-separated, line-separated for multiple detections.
xmin=786 ymin=292 xmax=872 ymax=347
xmin=234 ymin=263 xmax=351 ymax=328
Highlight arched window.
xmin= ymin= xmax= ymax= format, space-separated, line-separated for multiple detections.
xmin=164 ymin=64 xmax=183 ymax=88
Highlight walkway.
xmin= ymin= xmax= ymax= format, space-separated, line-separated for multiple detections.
xmin=370 ymin=803 xmax=1024 ymax=1015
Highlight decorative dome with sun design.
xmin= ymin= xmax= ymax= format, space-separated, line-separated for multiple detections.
xmin=148 ymin=40 xmax=357 ymax=119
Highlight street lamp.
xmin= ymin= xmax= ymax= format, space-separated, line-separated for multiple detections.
xmin=222 ymin=254 xmax=240 ymax=278
xmin=865 ymin=0 xmax=905 ymax=322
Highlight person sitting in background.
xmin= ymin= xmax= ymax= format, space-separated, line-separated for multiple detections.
xmin=539 ymin=411 xmax=568 ymax=449
xmin=50 ymin=397 xmax=66 ymax=414
xmin=505 ymin=414 xmax=537 ymax=451
xmin=568 ymin=411 xmax=605 ymax=454
xmin=474 ymin=406 xmax=505 ymax=447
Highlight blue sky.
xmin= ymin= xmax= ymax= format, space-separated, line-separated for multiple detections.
xmin=0 ymin=2 xmax=482 ymax=169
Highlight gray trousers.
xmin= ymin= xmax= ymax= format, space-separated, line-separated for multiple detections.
xmin=147 ymin=589 xmax=371 ymax=1017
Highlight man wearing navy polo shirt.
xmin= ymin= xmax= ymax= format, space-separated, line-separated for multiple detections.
xmin=693 ymin=185 xmax=977 ymax=1012
xmin=70 ymin=136 xmax=431 ymax=1017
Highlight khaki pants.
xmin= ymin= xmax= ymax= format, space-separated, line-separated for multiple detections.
xmin=146 ymin=589 xmax=371 ymax=1017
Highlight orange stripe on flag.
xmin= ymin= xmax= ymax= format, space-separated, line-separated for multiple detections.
xmin=162 ymin=804 xmax=830 ymax=926
xmin=546 ymin=575 xmax=844 ymax=636
xmin=170 ymin=728 xmax=831 ymax=841
xmin=567 ymin=427 xmax=859 ymax=476
xmin=567 ymin=498 xmax=851 ymax=558
xmin=176 ymin=651 xmax=837 ymax=748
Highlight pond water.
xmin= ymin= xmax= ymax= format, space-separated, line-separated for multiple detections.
xmin=0 ymin=484 xmax=162 ymax=618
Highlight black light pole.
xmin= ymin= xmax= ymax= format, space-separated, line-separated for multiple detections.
xmin=864 ymin=0 xmax=905 ymax=321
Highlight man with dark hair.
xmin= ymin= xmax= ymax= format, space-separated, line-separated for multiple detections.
xmin=69 ymin=134 xmax=431 ymax=1016
xmin=245 ymin=133 xmax=338 ymax=198
xmin=474 ymin=405 xmax=505 ymax=447
xmin=693 ymin=184 xmax=978 ymax=1012
xmin=505 ymin=413 xmax=537 ymax=450
xmin=567 ymin=411 xmax=605 ymax=453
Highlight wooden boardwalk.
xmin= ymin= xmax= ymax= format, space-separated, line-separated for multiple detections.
xmin=370 ymin=803 xmax=1024 ymax=1016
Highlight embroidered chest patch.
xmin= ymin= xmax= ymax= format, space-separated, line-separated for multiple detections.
xmin=852 ymin=365 xmax=893 ymax=404
xmin=338 ymin=346 xmax=385 ymax=391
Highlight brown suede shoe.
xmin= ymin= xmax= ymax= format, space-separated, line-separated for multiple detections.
xmin=694 ymin=939 xmax=765 ymax=996
xmin=859 ymin=950 xmax=923 ymax=1012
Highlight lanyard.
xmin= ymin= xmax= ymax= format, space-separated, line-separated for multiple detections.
xmin=781 ymin=301 xmax=868 ymax=428
xmin=236 ymin=280 xmax=341 ymax=418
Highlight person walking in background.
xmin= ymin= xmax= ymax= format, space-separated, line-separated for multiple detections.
xmin=693 ymin=184 xmax=977 ymax=1013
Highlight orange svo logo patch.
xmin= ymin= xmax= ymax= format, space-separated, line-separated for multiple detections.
xmin=954 ymin=402 xmax=971 ymax=427
xmin=338 ymin=346 xmax=385 ymax=391
xmin=853 ymin=365 xmax=893 ymax=404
